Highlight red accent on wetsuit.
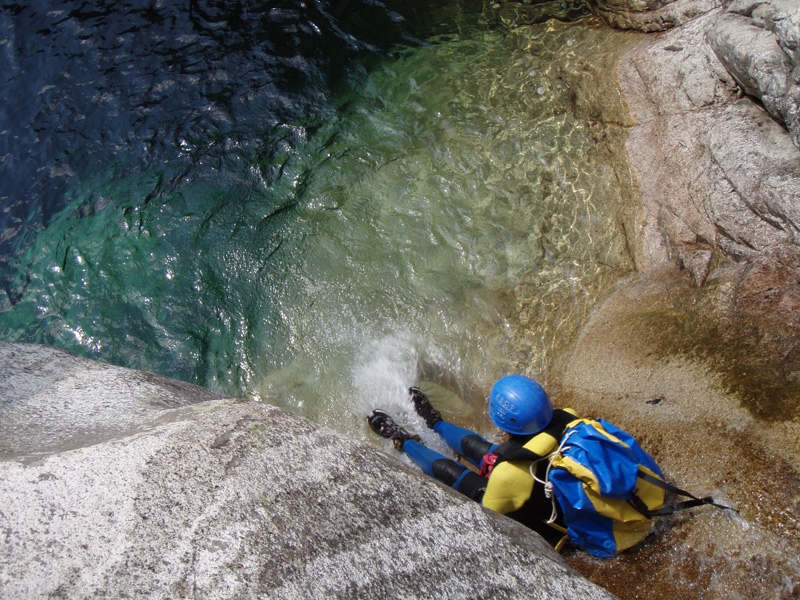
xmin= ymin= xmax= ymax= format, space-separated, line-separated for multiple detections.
xmin=479 ymin=452 xmax=498 ymax=477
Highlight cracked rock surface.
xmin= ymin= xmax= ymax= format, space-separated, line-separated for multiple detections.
xmin=584 ymin=0 xmax=725 ymax=32
xmin=708 ymin=0 xmax=800 ymax=148
xmin=618 ymin=10 xmax=800 ymax=357
xmin=586 ymin=0 xmax=800 ymax=150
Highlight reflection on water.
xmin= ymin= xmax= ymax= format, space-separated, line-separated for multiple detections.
xmin=1 ymin=13 xmax=641 ymax=440
xmin=246 ymin=19 xmax=642 ymax=436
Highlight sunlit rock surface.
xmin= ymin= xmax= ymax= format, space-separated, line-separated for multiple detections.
xmin=550 ymin=8 xmax=800 ymax=597
xmin=0 ymin=342 xmax=224 ymax=460
xmin=585 ymin=0 xmax=800 ymax=144
xmin=621 ymin=10 xmax=800 ymax=273
xmin=708 ymin=0 xmax=800 ymax=148
xmin=584 ymin=0 xmax=800 ymax=153
xmin=617 ymin=8 xmax=800 ymax=394
xmin=0 ymin=343 xmax=616 ymax=600
xmin=584 ymin=0 xmax=723 ymax=32
xmin=560 ymin=272 xmax=800 ymax=599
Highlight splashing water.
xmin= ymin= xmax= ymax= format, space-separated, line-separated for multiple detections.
xmin=240 ymin=21 xmax=641 ymax=438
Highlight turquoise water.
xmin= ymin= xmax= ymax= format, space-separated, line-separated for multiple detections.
xmin=1 ymin=3 xmax=635 ymax=441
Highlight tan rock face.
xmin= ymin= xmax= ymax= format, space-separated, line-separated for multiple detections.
xmin=560 ymin=271 xmax=800 ymax=600
xmin=584 ymin=0 xmax=800 ymax=146
xmin=530 ymin=7 xmax=800 ymax=597
xmin=618 ymin=9 xmax=800 ymax=384
xmin=584 ymin=0 xmax=724 ymax=32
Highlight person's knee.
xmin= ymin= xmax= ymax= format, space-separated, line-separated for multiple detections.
xmin=430 ymin=459 xmax=487 ymax=501
xmin=431 ymin=458 xmax=467 ymax=486
xmin=460 ymin=434 xmax=494 ymax=462
xmin=455 ymin=471 xmax=487 ymax=502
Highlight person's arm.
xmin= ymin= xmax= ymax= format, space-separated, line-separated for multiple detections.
xmin=481 ymin=460 xmax=536 ymax=514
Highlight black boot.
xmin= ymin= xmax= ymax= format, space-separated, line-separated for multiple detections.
xmin=367 ymin=410 xmax=414 ymax=450
xmin=409 ymin=387 xmax=442 ymax=429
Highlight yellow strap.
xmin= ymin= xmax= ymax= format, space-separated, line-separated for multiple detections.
xmin=547 ymin=522 xmax=568 ymax=534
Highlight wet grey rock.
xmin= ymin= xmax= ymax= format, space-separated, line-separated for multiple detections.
xmin=618 ymin=7 xmax=800 ymax=374
xmin=584 ymin=0 xmax=800 ymax=160
xmin=620 ymin=9 xmax=800 ymax=284
xmin=620 ymin=10 xmax=800 ymax=281
xmin=0 ymin=342 xmax=224 ymax=460
xmin=589 ymin=0 xmax=800 ymax=147
xmin=583 ymin=0 xmax=724 ymax=32
xmin=0 ymin=343 xmax=616 ymax=600
xmin=707 ymin=2 xmax=800 ymax=148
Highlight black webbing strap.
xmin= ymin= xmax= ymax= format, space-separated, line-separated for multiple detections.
xmin=631 ymin=469 xmax=739 ymax=517
xmin=490 ymin=409 xmax=579 ymax=466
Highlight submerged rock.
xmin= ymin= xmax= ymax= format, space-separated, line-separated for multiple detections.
xmin=0 ymin=344 xmax=615 ymax=600
xmin=492 ymin=0 xmax=589 ymax=27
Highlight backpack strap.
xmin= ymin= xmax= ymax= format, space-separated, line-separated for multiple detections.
xmin=630 ymin=469 xmax=739 ymax=517
xmin=490 ymin=409 xmax=578 ymax=465
xmin=490 ymin=439 xmax=540 ymax=462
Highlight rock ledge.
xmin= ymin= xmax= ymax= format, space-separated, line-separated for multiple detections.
xmin=0 ymin=343 xmax=615 ymax=600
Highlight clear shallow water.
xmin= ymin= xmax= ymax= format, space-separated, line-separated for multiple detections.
xmin=0 ymin=1 xmax=634 ymax=440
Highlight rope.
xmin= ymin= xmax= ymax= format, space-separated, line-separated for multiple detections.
xmin=530 ymin=429 xmax=576 ymax=524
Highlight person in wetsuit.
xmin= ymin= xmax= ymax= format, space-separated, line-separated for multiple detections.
xmin=367 ymin=375 xmax=577 ymax=546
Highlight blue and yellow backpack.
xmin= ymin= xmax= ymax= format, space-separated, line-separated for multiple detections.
xmin=537 ymin=418 xmax=733 ymax=557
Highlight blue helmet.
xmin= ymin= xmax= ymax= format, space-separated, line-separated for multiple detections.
xmin=488 ymin=375 xmax=553 ymax=435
